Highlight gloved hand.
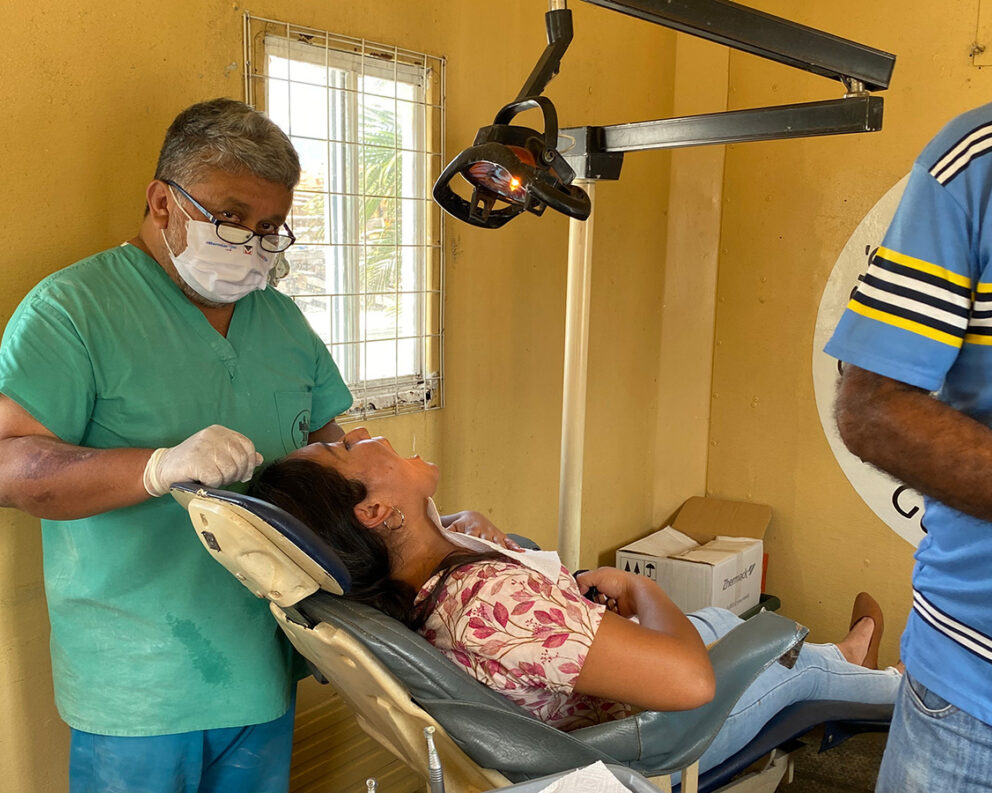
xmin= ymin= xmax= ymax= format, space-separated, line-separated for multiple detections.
xmin=142 ymin=424 xmax=263 ymax=497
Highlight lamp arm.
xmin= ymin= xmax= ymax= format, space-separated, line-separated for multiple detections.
xmin=515 ymin=7 xmax=574 ymax=101
xmin=579 ymin=0 xmax=894 ymax=91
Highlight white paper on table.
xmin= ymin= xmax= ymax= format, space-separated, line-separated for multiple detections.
xmin=535 ymin=761 xmax=631 ymax=793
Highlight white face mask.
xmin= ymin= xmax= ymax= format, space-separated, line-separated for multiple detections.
xmin=162 ymin=199 xmax=274 ymax=304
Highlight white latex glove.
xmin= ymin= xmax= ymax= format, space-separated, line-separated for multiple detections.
xmin=142 ymin=424 xmax=263 ymax=497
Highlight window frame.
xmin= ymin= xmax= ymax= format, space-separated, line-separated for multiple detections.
xmin=244 ymin=14 xmax=445 ymax=420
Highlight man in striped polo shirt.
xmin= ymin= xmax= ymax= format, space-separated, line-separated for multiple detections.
xmin=826 ymin=103 xmax=992 ymax=792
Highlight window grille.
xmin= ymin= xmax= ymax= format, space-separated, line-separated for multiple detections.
xmin=244 ymin=13 xmax=445 ymax=419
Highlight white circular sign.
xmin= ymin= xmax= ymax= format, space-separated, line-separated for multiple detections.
xmin=811 ymin=175 xmax=925 ymax=548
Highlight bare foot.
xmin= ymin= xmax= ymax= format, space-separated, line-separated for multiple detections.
xmin=837 ymin=616 xmax=875 ymax=666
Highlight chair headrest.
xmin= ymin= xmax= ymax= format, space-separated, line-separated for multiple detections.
xmin=171 ymin=482 xmax=352 ymax=602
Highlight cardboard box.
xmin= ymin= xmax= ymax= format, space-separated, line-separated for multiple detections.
xmin=615 ymin=497 xmax=771 ymax=616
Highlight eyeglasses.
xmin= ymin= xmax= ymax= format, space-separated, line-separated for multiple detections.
xmin=164 ymin=180 xmax=296 ymax=253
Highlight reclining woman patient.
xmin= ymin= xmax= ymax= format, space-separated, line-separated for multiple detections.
xmin=250 ymin=427 xmax=901 ymax=777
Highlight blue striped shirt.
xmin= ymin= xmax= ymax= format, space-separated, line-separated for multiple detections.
xmin=826 ymin=102 xmax=992 ymax=727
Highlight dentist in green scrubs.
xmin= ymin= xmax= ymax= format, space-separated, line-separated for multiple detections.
xmin=0 ymin=98 xmax=352 ymax=793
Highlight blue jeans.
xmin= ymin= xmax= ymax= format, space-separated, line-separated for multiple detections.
xmin=876 ymin=672 xmax=992 ymax=792
xmin=69 ymin=698 xmax=296 ymax=793
xmin=668 ymin=607 xmax=901 ymax=786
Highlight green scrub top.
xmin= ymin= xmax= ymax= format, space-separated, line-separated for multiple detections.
xmin=0 ymin=243 xmax=352 ymax=736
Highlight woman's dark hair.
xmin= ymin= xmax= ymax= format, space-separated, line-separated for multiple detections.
xmin=249 ymin=457 xmax=501 ymax=628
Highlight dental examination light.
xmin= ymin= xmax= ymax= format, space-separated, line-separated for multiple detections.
xmin=434 ymin=0 xmax=895 ymax=222
xmin=432 ymin=96 xmax=591 ymax=228
xmin=435 ymin=0 xmax=895 ymax=569
xmin=432 ymin=7 xmax=590 ymax=228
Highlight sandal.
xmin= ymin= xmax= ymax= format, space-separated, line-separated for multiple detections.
xmin=849 ymin=592 xmax=884 ymax=669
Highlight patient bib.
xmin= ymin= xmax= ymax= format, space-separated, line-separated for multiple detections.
xmin=428 ymin=497 xmax=566 ymax=583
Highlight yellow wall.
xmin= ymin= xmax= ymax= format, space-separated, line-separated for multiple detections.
xmin=3 ymin=0 xmax=989 ymax=789
xmin=710 ymin=0 xmax=992 ymax=663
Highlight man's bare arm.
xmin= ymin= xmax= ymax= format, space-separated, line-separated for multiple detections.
xmin=307 ymin=419 xmax=344 ymax=443
xmin=836 ymin=364 xmax=992 ymax=521
xmin=0 ymin=396 xmax=264 ymax=520
xmin=0 ymin=395 xmax=152 ymax=520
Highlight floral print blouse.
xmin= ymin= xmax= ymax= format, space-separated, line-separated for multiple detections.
xmin=415 ymin=557 xmax=632 ymax=731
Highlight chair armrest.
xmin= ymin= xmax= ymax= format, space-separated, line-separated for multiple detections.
xmin=572 ymin=610 xmax=808 ymax=776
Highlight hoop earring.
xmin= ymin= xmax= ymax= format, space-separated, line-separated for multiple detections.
xmin=382 ymin=506 xmax=405 ymax=531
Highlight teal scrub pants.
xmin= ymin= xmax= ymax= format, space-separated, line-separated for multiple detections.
xmin=68 ymin=698 xmax=295 ymax=793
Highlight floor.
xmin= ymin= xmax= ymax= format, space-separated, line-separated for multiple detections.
xmin=781 ymin=727 xmax=887 ymax=793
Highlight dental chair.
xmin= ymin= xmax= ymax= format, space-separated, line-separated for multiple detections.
xmin=172 ymin=483 xmax=891 ymax=793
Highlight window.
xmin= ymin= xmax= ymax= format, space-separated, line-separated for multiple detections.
xmin=244 ymin=14 xmax=445 ymax=418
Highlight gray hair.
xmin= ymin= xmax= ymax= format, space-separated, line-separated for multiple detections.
xmin=154 ymin=98 xmax=300 ymax=190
